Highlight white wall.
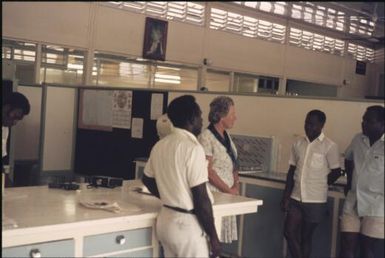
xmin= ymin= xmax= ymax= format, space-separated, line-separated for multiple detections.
xmin=2 ymin=2 xmax=378 ymax=98
xmin=169 ymin=92 xmax=383 ymax=172
xmin=2 ymin=2 xmax=91 ymax=48
xmin=13 ymin=86 xmax=42 ymax=160
xmin=42 ymin=87 xmax=77 ymax=171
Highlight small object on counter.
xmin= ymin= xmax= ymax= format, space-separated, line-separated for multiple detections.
xmin=48 ymin=182 xmax=80 ymax=190
xmin=131 ymin=186 xmax=152 ymax=195
xmin=88 ymin=176 xmax=123 ymax=188
xmin=79 ymin=200 xmax=122 ymax=213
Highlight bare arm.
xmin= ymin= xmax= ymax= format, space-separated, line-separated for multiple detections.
xmin=207 ymin=156 xmax=238 ymax=195
xmin=191 ymin=183 xmax=221 ymax=257
xmin=142 ymin=174 xmax=160 ymax=198
xmin=327 ymin=167 xmax=342 ymax=185
xmin=344 ymin=159 xmax=354 ymax=196
xmin=280 ymin=165 xmax=296 ymax=212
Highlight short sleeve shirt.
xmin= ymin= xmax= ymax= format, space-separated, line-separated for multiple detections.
xmin=198 ymin=128 xmax=238 ymax=191
xmin=290 ymin=133 xmax=340 ymax=203
xmin=343 ymin=133 xmax=384 ymax=217
xmin=144 ymin=128 xmax=213 ymax=210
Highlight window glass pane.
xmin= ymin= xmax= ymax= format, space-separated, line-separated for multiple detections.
xmin=93 ymin=53 xmax=150 ymax=88
xmin=154 ymin=65 xmax=197 ymax=90
xmin=2 ymin=39 xmax=37 ymax=84
xmin=286 ymin=79 xmax=337 ymax=97
xmin=258 ymin=76 xmax=279 ymax=94
xmin=206 ymin=70 xmax=230 ymax=92
xmin=234 ymin=73 xmax=258 ymax=93
xmin=41 ymin=45 xmax=85 ymax=85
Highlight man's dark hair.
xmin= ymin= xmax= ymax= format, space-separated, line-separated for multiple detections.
xmin=4 ymin=92 xmax=30 ymax=115
xmin=167 ymin=95 xmax=200 ymax=128
xmin=307 ymin=109 xmax=326 ymax=125
xmin=366 ymin=105 xmax=384 ymax=123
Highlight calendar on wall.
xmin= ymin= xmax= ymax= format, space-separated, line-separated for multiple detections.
xmin=231 ymin=134 xmax=275 ymax=172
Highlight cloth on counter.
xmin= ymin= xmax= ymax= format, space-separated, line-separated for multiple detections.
xmin=79 ymin=200 xmax=122 ymax=213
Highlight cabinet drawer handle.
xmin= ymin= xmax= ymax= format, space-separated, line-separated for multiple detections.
xmin=30 ymin=249 xmax=41 ymax=258
xmin=116 ymin=235 xmax=126 ymax=245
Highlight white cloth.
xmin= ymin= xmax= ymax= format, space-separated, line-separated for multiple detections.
xmin=289 ymin=133 xmax=340 ymax=203
xmin=343 ymin=133 xmax=384 ymax=217
xmin=2 ymin=126 xmax=9 ymax=158
xmin=156 ymin=207 xmax=209 ymax=258
xmin=156 ymin=114 xmax=174 ymax=139
xmin=198 ymin=128 xmax=238 ymax=243
xmin=144 ymin=128 xmax=213 ymax=210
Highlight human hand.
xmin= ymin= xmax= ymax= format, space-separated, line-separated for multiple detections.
xmin=229 ymin=184 xmax=239 ymax=195
xmin=209 ymin=237 xmax=221 ymax=258
xmin=344 ymin=185 xmax=350 ymax=196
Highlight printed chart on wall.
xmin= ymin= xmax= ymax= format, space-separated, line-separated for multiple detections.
xmin=150 ymin=93 xmax=164 ymax=120
xmin=112 ymin=90 xmax=132 ymax=129
xmin=78 ymin=89 xmax=132 ymax=130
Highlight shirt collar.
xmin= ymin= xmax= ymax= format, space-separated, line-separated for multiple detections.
xmin=361 ymin=133 xmax=384 ymax=142
xmin=173 ymin=127 xmax=199 ymax=144
xmin=305 ymin=132 xmax=325 ymax=143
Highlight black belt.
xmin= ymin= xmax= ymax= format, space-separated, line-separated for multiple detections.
xmin=163 ymin=204 xmax=195 ymax=214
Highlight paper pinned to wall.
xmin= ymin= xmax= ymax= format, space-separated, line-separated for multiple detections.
xmin=131 ymin=118 xmax=144 ymax=139
xmin=112 ymin=90 xmax=132 ymax=129
xmin=150 ymin=93 xmax=163 ymax=120
xmin=79 ymin=90 xmax=113 ymax=131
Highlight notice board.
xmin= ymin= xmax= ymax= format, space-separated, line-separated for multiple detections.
xmin=74 ymin=89 xmax=168 ymax=179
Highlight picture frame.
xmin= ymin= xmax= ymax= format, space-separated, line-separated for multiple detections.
xmin=142 ymin=17 xmax=168 ymax=61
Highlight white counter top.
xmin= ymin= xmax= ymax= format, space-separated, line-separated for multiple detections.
xmin=2 ymin=180 xmax=262 ymax=251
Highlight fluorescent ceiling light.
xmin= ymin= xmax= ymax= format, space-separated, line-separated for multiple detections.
xmin=155 ymin=78 xmax=180 ymax=84
xmin=157 ymin=66 xmax=181 ymax=71
xmin=67 ymin=63 xmax=83 ymax=70
xmin=155 ymin=74 xmax=180 ymax=80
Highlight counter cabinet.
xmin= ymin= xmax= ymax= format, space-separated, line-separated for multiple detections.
xmin=239 ymin=176 xmax=344 ymax=258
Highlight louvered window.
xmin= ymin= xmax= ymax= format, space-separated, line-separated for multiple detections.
xmin=289 ymin=27 xmax=345 ymax=56
xmin=234 ymin=2 xmax=288 ymax=16
xmin=349 ymin=17 xmax=375 ymax=37
xmin=210 ymin=8 xmax=286 ymax=43
xmin=105 ymin=2 xmax=205 ymax=26
xmin=347 ymin=43 xmax=374 ymax=63
xmin=290 ymin=2 xmax=345 ymax=32
xmin=2 ymin=40 xmax=36 ymax=62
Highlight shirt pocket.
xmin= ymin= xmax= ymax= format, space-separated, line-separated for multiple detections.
xmin=369 ymin=152 xmax=384 ymax=173
xmin=310 ymin=153 xmax=326 ymax=169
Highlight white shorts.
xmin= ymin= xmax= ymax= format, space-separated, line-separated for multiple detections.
xmin=340 ymin=212 xmax=384 ymax=239
xmin=156 ymin=207 xmax=210 ymax=257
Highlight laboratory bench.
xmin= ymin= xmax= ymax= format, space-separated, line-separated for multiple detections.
xmin=2 ymin=180 xmax=262 ymax=257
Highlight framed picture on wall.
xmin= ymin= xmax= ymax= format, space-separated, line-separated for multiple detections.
xmin=355 ymin=60 xmax=366 ymax=75
xmin=142 ymin=17 xmax=168 ymax=61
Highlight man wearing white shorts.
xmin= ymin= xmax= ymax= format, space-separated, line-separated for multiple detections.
xmin=142 ymin=95 xmax=221 ymax=258
xmin=340 ymin=105 xmax=384 ymax=258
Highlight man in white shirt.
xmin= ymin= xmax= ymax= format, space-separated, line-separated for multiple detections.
xmin=142 ymin=95 xmax=221 ymax=258
xmin=281 ymin=109 xmax=341 ymax=258
xmin=339 ymin=105 xmax=384 ymax=258
xmin=2 ymin=92 xmax=30 ymax=181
